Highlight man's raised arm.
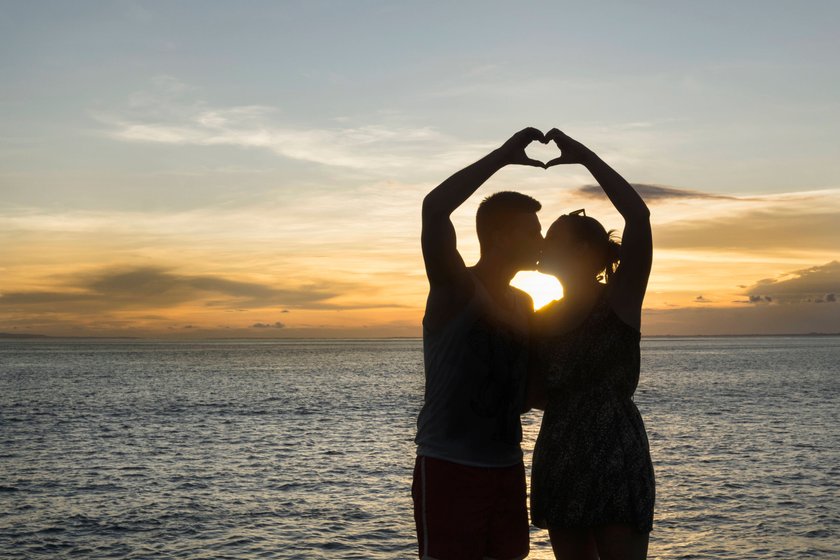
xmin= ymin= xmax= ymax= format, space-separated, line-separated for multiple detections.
xmin=421 ymin=127 xmax=546 ymax=287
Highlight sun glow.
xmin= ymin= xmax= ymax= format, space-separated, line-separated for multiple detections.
xmin=511 ymin=271 xmax=564 ymax=310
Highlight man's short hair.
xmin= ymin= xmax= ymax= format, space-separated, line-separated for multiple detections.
xmin=476 ymin=191 xmax=541 ymax=250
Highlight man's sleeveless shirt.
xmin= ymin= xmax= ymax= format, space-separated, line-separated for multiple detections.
xmin=415 ymin=274 xmax=530 ymax=467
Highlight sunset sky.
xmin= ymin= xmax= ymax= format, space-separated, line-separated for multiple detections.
xmin=2 ymin=1 xmax=839 ymax=337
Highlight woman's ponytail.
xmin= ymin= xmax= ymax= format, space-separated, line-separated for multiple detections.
xmin=602 ymin=231 xmax=622 ymax=284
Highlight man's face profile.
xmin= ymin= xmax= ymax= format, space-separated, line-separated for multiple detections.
xmin=502 ymin=212 xmax=543 ymax=271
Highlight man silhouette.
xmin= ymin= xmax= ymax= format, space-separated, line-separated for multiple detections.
xmin=412 ymin=128 xmax=546 ymax=560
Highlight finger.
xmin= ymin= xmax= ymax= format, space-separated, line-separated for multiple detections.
xmin=544 ymin=156 xmax=573 ymax=168
xmin=545 ymin=128 xmax=563 ymax=142
xmin=520 ymin=127 xmax=546 ymax=143
xmin=551 ymin=132 xmax=572 ymax=149
xmin=520 ymin=157 xmax=547 ymax=168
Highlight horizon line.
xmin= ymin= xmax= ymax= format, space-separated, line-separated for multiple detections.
xmin=2 ymin=332 xmax=840 ymax=341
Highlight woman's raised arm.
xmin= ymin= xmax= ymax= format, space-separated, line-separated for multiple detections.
xmin=546 ymin=128 xmax=652 ymax=329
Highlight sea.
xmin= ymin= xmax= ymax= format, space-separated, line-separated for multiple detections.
xmin=1 ymin=336 xmax=838 ymax=559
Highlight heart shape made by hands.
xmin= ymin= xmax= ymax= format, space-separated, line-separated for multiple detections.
xmin=525 ymin=140 xmax=562 ymax=167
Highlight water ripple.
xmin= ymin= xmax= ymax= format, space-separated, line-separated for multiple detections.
xmin=1 ymin=337 xmax=839 ymax=559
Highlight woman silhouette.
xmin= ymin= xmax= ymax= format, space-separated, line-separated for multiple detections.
xmin=528 ymin=129 xmax=655 ymax=560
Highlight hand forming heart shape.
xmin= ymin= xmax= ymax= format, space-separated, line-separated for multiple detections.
xmin=524 ymin=141 xmax=563 ymax=168
xmin=519 ymin=127 xmax=595 ymax=168
xmin=497 ymin=127 xmax=594 ymax=169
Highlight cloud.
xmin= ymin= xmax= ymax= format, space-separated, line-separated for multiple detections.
xmin=251 ymin=321 xmax=285 ymax=329
xmin=642 ymin=302 xmax=840 ymax=335
xmin=93 ymin=83 xmax=488 ymax=174
xmin=576 ymin=183 xmax=734 ymax=202
xmin=109 ymin=116 xmax=441 ymax=171
xmin=746 ymin=261 xmax=840 ymax=303
xmin=83 ymin=266 xmax=340 ymax=308
xmin=556 ymin=186 xmax=839 ymax=255
xmin=730 ymin=295 xmax=771 ymax=304
xmin=655 ymin=206 xmax=840 ymax=251
xmin=0 ymin=265 xmax=399 ymax=313
xmin=694 ymin=295 xmax=712 ymax=303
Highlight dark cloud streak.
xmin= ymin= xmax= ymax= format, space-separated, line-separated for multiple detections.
xmin=746 ymin=261 xmax=840 ymax=304
xmin=252 ymin=321 xmax=285 ymax=329
xmin=575 ymin=183 xmax=736 ymax=202
xmin=0 ymin=265 xmax=401 ymax=313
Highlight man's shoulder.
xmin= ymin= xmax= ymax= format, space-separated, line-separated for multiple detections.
xmin=424 ymin=274 xmax=476 ymax=332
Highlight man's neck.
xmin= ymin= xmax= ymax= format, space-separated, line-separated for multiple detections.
xmin=472 ymin=258 xmax=518 ymax=300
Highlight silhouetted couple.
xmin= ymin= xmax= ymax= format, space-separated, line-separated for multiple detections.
xmin=412 ymin=128 xmax=654 ymax=560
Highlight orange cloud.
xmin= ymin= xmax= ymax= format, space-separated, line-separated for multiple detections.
xmin=2 ymin=175 xmax=838 ymax=336
xmin=746 ymin=261 xmax=840 ymax=304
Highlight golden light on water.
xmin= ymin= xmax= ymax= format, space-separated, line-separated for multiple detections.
xmin=511 ymin=271 xmax=564 ymax=310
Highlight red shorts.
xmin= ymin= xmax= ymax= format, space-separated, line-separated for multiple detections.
xmin=412 ymin=455 xmax=529 ymax=560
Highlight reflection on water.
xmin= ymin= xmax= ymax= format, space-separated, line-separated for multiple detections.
xmin=1 ymin=337 xmax=838 ymax=558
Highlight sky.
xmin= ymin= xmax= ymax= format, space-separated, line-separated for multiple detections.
xmin=1 ymin=0 xmax=839 ymax=337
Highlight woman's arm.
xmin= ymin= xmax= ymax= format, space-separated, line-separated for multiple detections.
xmin=546 ymin=129 xmax=652 ymax=330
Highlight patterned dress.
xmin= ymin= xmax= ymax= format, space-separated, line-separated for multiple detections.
xmin=529 ymin=291 xmax=655 ymax=533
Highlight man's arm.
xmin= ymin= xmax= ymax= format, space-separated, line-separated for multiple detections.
xmin=421 ymin=128 xmax=546 ymax=329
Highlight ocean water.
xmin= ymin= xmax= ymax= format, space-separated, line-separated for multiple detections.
xmin=1 ymin=337 xmax=838 ymax=559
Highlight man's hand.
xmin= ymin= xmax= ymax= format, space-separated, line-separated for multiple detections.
xmin=544 ymin=128 xmax=595 ymax=167
xmin=495 ymin=127 xmax=548 ymax=168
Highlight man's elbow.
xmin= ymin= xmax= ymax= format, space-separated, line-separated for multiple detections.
xmin=422 ymin=191 xmax=448 ymax=221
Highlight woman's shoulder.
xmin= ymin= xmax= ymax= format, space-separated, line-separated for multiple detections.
xmin=604 ymin=285 xmax=642 ymax=334
xmin=532 ymin=299 xmax=563 ymax=330
xmin=604 ymin=266 xmax=645 ymax=332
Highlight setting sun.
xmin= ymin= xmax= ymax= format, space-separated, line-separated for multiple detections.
xmin=511 ymin=271 xmax=564 ymax=310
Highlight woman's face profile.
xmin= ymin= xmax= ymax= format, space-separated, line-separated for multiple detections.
xmin=538 ymin=222 xmax=578 ymax=278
